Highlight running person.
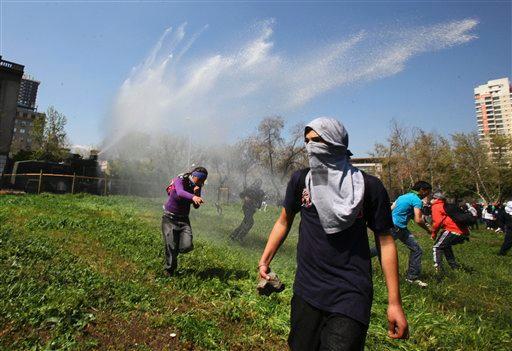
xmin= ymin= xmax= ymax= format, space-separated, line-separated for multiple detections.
xmin=230 ymin=179 xmax=265 ymax=242
xmin=497 ymin=201 xmax=512 ymax=256
xmin=161 ymin=167 xmax=208 ymax=276
xmin=258 ymin=118 xmax=408 ymax=351
xmin=389 ymin=181 xmax=432 ymax=287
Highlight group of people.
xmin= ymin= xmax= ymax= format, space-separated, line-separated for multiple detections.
xmin=158 ymin=117 xmax=511 ymax=351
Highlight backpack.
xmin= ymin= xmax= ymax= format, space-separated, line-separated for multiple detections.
xmin=444 ymin=203 xmax=476 ymax=228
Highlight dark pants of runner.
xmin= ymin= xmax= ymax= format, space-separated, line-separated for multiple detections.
xmin=432 ymin=231 xmax=464 ymax=269
xmin=161 ymin=213 xmax=193 ymax=274
xmin=498 ymin=227 xmax=512 ymax=255
xmin=230 ymin=208 xmax=256 ymax=241
xmin=392 ymin=227 xmax=423 ymax=280
xmin=288 ymin=294 xmax=368 ymax=351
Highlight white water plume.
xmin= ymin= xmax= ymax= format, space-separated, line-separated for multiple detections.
xmin=103 ymin=18 xmax=478 ymax=154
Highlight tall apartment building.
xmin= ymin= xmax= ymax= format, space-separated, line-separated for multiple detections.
xmin=11 ymin=75 xmax=46 ymax=153
xmin=474 ymin=78 xmax=512 ymax=139
xmin=17 ymin=77 xmax=40 ymax=111
xmin=0 ymin=56 xmax=24 ymax=172
xmin=11 ymin=107 xmax=45 ymax=152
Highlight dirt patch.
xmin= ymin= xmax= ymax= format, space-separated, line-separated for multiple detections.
xmin=0 ymin=322 xmax=52 ymax=349
xmin=0 ymin=190 xmax=25 ymax=195
xmin=82 ymin=311 xmax=196 ymax=351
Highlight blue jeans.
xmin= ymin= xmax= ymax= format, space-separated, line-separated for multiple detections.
xmin=392 ymin=227 xmax=423 ymax=280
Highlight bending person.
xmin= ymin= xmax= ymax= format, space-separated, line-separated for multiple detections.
xmin=372 ymin=181 xmax=432 ymax=287
xmin=161 ymin=167 xmax=208 ymax=276
xmin=258 ymin=118 xmax=408 ymax=351
xmin=431 ymin=192 xmax=468 ymax=271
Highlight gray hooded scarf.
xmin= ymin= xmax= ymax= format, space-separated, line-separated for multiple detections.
xmin=305 ymin=117 xmax=365 ymax=234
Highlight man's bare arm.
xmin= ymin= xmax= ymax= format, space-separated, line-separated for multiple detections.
xmin=377 ymin=232 xmax=409 ymax=339
xmin=414 ymin=208 xmax=431 ymax=233
xmin=258 ymin=208 xmax=295 ymax=279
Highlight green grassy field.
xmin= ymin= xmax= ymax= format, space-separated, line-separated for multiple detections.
xmin=0 ymin=194 xmax=511 ymax=350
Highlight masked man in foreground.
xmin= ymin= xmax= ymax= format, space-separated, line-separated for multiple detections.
xmin=258 ymin=117 xmax=408 ymax=351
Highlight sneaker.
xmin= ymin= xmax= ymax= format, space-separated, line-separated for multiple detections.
xmin=405 ymin=278 xmax=428 ymax=287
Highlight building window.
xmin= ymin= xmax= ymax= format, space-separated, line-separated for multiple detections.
xmin=20 ymin=128 xmax=26 ymax=134
xmin=13 ymin=128 xmax=17 ymax=132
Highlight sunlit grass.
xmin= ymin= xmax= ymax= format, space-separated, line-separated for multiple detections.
xmin=0 ymin=194 xmax=511 ymax=350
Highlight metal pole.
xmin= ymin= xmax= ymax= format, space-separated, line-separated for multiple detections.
xmin=71 ymin=173 xmax=76 ymax=194
xmin=37 ymin=170 xmax=43 ymax=194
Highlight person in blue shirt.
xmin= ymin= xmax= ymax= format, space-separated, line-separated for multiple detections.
xmin=390 ymin=181 xmax=432 ymax=287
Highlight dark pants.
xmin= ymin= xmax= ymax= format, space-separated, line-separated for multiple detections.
xmin=499 ymin=227 xmax=512 ymax=255
xmin=433 ymin=231 xmax=464 ymax=269
xmin=161 ymin=213 xmax=193 ymax=274
xmin=485 ymin=219 xmax=496 ymax=229
xmin=288 ymin=295 xmax=368 ymax=351
xmin=230 ymin=208 xmax=256 ymax=241
xmin=392 ymin=227 xmax=423 ymax=280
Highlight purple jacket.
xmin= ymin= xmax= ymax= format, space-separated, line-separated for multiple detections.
xmin=163 ymin=176 xmax=200 ymax=216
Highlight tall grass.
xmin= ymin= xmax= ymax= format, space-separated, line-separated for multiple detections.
xmin=0 ymin=194 xmax=511 ymax=350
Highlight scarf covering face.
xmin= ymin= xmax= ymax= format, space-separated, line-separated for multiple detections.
xmin=305 ymin=117 xmax=365 ymax=234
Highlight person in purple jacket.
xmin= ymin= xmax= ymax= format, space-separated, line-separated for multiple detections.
xmin=162 ymin=166 xmax=208 ymax=276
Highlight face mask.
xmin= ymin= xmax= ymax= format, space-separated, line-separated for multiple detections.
xmin=305 ymin=141 xmax=330 ymax=156
xmin=306 ymin=141 xmax=346 ymax=166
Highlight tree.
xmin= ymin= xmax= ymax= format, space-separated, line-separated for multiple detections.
xmin=255 ymin=116 xmax=285 ymax=176
xmin=32 ymin=106 xmax=69 ymax=162
xmin=449 ymin=132 xmax=501 ymax=202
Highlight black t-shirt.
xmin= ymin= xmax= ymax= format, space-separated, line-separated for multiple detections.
xmin=283 ymin=168 xmax=393 ymax=325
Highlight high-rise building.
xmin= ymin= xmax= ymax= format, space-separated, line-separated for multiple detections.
xmin=17 ymin=77 xmax=40 ymax=111
xmin=11 ymin=108 xmax=45 ymax=152
xmin=474 ymin=78 xmax=512 ymax=139
xmin=0 ymin=56 xmax=24 ymax=173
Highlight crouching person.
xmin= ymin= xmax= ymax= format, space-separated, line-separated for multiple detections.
xmin=431 ymin=192 xmax=468 ymax=271
xmin=258 ymin=118 xmax=408 ymax=351
xmin=162 ymin=167 xmax=208 ymax=276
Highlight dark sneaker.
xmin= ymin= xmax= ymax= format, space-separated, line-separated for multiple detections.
xmin=257 ymin=270 xmax=285 ymax=296
xmin=165 ymin=268 xmax=176 ymax=277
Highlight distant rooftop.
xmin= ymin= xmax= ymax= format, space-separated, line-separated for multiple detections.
xmin=0 ymin=55 xmax=24 ymax=73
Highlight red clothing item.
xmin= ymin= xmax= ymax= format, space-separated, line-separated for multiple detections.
xmin=431 ymin=199 xmax=469 ymax=235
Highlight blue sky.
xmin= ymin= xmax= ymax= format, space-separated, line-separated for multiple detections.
xmin=1 ymin=1 xmax=511 ymax=156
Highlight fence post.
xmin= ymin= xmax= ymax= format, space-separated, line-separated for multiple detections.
xmin=71 ymin=173 xmax=76 ymax=194
xmin=37 ymin=170 xmax=43 ymax=194
xmin=103 ymin=175 xmax=108 ymax=196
